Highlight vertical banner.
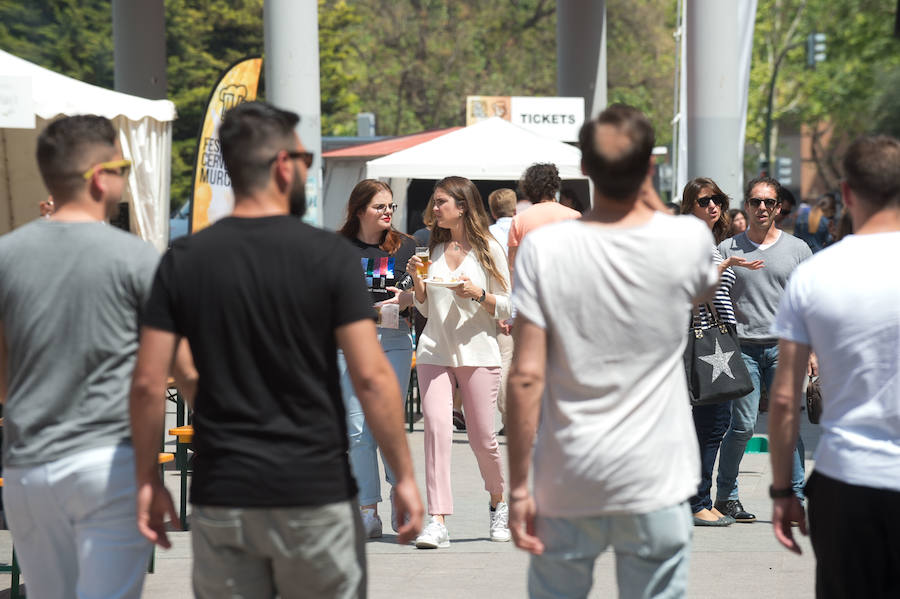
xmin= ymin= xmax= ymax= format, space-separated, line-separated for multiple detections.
xmin=189 ymin=57 xmax=262 ymax=234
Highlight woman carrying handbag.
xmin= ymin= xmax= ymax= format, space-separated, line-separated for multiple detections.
xmin=680 ymin=178 xmax=762 ymax=526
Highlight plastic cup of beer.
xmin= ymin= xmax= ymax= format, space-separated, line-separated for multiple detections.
xmin=415 ymin=247 xmax=430 ymax=278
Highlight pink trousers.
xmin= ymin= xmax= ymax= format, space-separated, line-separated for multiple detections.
xmin=417 ymin=364 xmax=505 ymax=515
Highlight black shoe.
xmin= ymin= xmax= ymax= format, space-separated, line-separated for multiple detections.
xmin=714 ymin=500 xmax=756 ymax=523
xmin=693 ymin=515 xmax=733 ymax=527
xmin=452 ymin=410 xmax=466 ymax=432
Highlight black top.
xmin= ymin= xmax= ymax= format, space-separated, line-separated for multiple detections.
xmin=348 ymin=235 xmax=416 ymax=304
xmin=412 ymin=227 xmax=431 ymax=248
xmin=143 ymin=216 xmax=374 ymax=507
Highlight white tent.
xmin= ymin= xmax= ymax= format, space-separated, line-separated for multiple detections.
xmin=365 ymin=118 xmax=587 ymax=230
xmin=0 ymin=50 xmax=176 ymax=251
xmin=322 ymin=127 xmax=460 ymax=231
xmin=366 ymin=117 xmax=586 ymax=180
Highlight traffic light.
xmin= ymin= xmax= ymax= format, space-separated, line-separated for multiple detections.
xmin=807 ymin=33 xmax=826 ymax=68
xmin=776 ymin=156 xmax=793 ymax=186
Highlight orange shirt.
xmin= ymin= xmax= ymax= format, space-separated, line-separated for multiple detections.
xmin=507 ymin=201 xmax=582 ymax=248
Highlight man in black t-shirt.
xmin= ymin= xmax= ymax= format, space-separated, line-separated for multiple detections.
xmin=129 ymin=101 xmax=423 ymax=598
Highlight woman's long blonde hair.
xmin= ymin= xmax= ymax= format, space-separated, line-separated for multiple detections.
xmin=427 ymin=176 xmax=508 ymax=292
xmin=808 ymin=194 xmax=837 ymax=233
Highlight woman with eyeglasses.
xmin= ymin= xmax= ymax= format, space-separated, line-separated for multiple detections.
xmin=680 ymin=177 xmax=763 ymax=527
xmin=405 ymin=176 xmax=512 ymax=549
xmin=337 ymin=179 xmax=417 ymax=539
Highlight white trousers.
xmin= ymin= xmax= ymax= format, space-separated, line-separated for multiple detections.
xmin=3 ymin=444 xmax=151 ymax=599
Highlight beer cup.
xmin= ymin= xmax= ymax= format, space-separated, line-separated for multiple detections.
xmin=415 ymin=247 xmax=430 ymax=278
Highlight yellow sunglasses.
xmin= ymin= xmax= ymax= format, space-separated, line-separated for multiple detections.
xmin=82 ymin=159 xmax=132 ymax=180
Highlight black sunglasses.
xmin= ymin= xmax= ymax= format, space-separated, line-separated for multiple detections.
xmin=268 ymin=150 xmax=314 ymax=168
xmin=697 ymin=195 xmax=726 ymax=208
xmin=747 ymin=197 xmax=779 ymax=210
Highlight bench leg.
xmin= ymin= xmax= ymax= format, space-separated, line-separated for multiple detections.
xmin=174 ymin=441 xmax=189 ymax=531
xmin=10 ymin=548 xmax=20 ymax=599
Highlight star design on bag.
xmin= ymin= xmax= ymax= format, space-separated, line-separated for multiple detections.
xmin=698 ymin=338 xmax=736 ymax=382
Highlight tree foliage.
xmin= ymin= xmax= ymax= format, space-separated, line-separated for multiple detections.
xmin=747 ymin=0 xmax=900 ymax=189
xmin=334 ymin=0 xmax=557 ymax=136
xmin=164 ymin=0 xmax=265 ymax=206
xmin=0 ymin=0 xmax=113 ymax=86
xmin=606 ymin=0 xmax=677 ymax=147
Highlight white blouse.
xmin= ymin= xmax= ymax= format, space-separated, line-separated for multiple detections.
xmin=414 ymin=238 xmax=512 ymax=367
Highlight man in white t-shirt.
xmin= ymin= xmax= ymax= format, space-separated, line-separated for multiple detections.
xmin=507 ymin=104 xmax=718 ymax=598
xmin=768 ymin=135 xmax=900 ymax=598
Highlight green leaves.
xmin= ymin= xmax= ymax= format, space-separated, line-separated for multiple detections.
xmin=747 ymin=0 xmax=900 ymax=185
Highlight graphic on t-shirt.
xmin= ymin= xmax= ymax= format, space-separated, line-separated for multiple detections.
xmin=362 ymin=257 xmax=395 ymax=291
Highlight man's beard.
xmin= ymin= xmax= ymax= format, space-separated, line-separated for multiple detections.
xmin=289 ymin=165 xmax=307 ymax=217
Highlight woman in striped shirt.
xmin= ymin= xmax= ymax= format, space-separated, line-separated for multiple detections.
xmin=681 ymin=177 xmax=763 ymax=526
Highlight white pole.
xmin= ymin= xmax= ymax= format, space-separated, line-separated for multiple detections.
xmin=264 ymin=0 xmax=323 ymax=226
xmin=686 ymin=0 xmax=751 ymax=201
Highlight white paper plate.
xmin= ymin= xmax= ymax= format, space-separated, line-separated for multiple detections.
xmin=424 ymin=278 xmax=464 ymax=287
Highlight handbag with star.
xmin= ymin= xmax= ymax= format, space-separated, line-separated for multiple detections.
xmin=682 ymin=303 xmax=754 ymax=406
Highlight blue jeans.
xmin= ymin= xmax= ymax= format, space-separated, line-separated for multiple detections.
xmin=528 ymin=502 xmax=693 ymax=599
xmin=716 ymin=342 xmax=806 ymax=502
xmin=338 ymin=324 xmax=412 ymax=506
xmin=2 ymin=444 xmax=152 ymax=598
xmin=690 ymin=401 xmax=732 ymax=513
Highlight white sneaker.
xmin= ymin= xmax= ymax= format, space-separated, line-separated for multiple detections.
xmin=489 ymin=502 xmax=510 ymax=542
xmin=361 ymin=508 xmax=382 ymax=539
xmin=415 ymin=516 xmax=450 ymax=549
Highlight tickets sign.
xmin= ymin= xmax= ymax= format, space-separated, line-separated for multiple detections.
xmin=466 ymin=96 xmax=584 ymax=141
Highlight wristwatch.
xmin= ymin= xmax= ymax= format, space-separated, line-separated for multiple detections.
xmin=768 ymin=485 xmax=793 ymax=499
xmin=473 ymin=288 xmax=486 ymax=304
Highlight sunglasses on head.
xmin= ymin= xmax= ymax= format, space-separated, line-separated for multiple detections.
xmin=747 ymin=197 xmax=779 ymax=210
xmin=81 ymin=159 xmax=132 ymax=180
xmin=697 ymin=195 xmax=726 ymax=208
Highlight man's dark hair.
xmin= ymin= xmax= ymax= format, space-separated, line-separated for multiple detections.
xmin=578 ymin=104 xmax=654 ymax=201
xmin=744 ymin=175 xmax=783 ymax=203
xmin=843 ymin=135 xmax=900 ymax=209
xmin=36 ymin=115 xmax=117 ymax=198
xmin=778 ymin=186 xmax=796 ymax=214
xmin=219 ymin=101 xmax=300 ymax=195
xmin=518 ymin=163 xmax=560 ymax=204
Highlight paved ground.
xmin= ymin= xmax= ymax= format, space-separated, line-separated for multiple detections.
xmin=0 ymin=406 xmax=821 ymax=598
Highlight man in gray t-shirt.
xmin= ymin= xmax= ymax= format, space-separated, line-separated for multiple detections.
xmin=0 ymin=116 xmax=160 ymax=598
xmin=714 ymin=176 xmax=813 ymax=524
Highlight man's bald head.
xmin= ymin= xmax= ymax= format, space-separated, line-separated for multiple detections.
xmin=579 ymin=104 xmax=654 ymax=202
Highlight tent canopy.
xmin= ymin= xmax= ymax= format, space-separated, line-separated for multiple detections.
xmin=0 ymin=50 xmax=175 ymax=122
xmin=366 ymin=118 xmax=587 ymax=181
xmin=0 ymin=50 xmax=176 ymax=251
